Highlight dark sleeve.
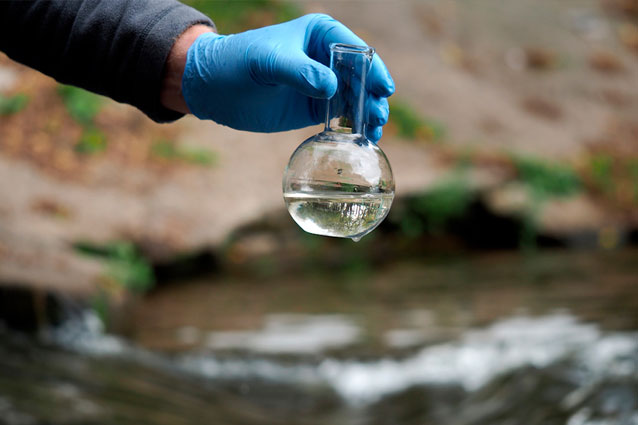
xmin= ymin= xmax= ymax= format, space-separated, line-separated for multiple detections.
xmin=0 ymin=0 xmax=214 ymax=123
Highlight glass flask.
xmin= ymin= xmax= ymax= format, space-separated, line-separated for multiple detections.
xmin=283 ymin=43 xmax=395 ymax=242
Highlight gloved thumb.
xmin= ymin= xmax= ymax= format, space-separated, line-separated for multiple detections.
xmin=257 ymin=51 xmax=337 ymax=99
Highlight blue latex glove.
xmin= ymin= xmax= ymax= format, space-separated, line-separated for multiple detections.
xmin=182 ymin=13 xmax=394 ymax=143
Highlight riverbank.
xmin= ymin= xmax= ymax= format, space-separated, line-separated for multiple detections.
xmin=1 ymin=0 xmax=637 ymax=297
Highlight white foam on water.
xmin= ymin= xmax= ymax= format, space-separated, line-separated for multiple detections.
xmin=567 ymin=408 xmax=638 ymax=425
xmin=319 ymin=314 xmax=605 ymax=402
xmin=204 ymin=314 xmax=361 ymax=354
xmin=42 ymin=310 xmax=126 ymax=356
xmin=179 ymin=313 xmax=638 ymax=405
xmin=47 ymin=309 xmax=637 ymax=407
xmin=384 ymin=329 xmax=428 ymax=348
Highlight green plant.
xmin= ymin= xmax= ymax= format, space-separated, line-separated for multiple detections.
xmin=509 ymin=155 xmax=581 ymax=249
xmin=339 ymin=183 xmax=359 ymax=193
xmin=405 ymin=175 xmax=474 ymax=235
xmin=399 ymin=213 xmax=425 ymax=238
xmin=518 ymin=201 xmax=542 ymax=251
xmin=389 ymin=99 xmax=446 ymax=141
xmin=589 ymin=154 xmax=615 ymax=193
xmin=151 ymin=140 xmax=217 ymax=166
xmin=629 ymin=160 xmax=638 ymax=202
xmin=90 ymin=290 xmax=110 ymax=328
xmin=75 ymin=241 xmax=154 ymax=292
xmin=512 ymin=155 xmax=581 ymax=198
xmin=75 ymin=128 xmax=107 ymax=154
xmin=57 ymin=84 xmax=103 ymax=125
xmin=0 ymin=93 xmax=29 ymax=115
xmin=179 ymin=148 xmax=217 ymax=166
xmin=182 ymin=0 xmax=300 ymax=33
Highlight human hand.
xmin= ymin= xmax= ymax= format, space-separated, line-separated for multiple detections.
xmin=181 ymin=14 xmax=394 ymax=142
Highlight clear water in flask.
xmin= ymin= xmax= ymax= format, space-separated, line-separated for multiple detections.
xmin=284 ymin=191 xmax=394 ymax=240
xmin=282 ymin=43 xmax=395 ymax=241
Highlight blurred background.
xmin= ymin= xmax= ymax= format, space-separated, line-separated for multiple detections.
xmin=0 ymin=0 xmax=637 ymax=424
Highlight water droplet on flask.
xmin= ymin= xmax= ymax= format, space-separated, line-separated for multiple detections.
xmin=351 ymin=236 xmax=361 ymax=243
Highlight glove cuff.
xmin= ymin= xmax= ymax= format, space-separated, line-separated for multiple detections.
xmin=182 ymin=32 xmax=226 ymax=120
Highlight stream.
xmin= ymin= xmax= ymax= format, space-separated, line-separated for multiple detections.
xmin=1 ymin=249 xmax=637 ymax=424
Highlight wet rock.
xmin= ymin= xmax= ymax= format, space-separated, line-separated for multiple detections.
xmin=367 ymin=385 xmax=466 ymax=425
xmin=454 ymin=365 xmax=576 ymax=425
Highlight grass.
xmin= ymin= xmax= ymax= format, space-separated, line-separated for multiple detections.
xmin=151 ymin=140 xmax=217 ymax=166
xmin=512 ymin=155 xmax=581 ymax=198
xmin=508 ymin=155 xmax=581 ymax=249
xmin=57 ymin=84 xmax=109 ymax=155
xmin=182 ymin=0 xmax=300 ymax=33
xmin=584 ymin=153 xmax=638 ymax=206
xmin=414 ymin=176 xmax=473 ymax=229
xmin=588 ymin=154 xmax=615 ymax=194
xmin=75 ymin=128 xmax=107 ymax=154
xmin=395 ymin=155 xmax=581 ymax=247
xmin=399 ymin=174 xmax=474 ymax=237
xmin=57 ymin=85 xmax=104 ymax=125
xmin=389 ymin=99 xmax=446 ymax=142
xmin=90 ymin=291 xmax=110 ymax=329
xmin=74 ymin=241 xmax=155 ymax=293
xmin=0 ymin=93 xmax=29 ymax=115
xmin=629 ymin=160 xmax=638 ymax=202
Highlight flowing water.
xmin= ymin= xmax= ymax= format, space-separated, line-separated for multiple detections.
xmin=1 ymin=250 xmax=637 ymax=425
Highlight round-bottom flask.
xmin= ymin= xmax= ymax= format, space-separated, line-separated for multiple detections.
xmin=283 ymin=43 xmax=395 ymax=241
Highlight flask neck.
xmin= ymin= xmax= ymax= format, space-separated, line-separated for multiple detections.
xmin=324 ymin=44 xmax=375 ymax=136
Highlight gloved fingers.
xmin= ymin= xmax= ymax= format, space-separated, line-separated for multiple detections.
xmin=366 ymin=125 xmax=383 ymax=144
xmin=367 ymin=95 xmax=389 ymax=127
xmin=308 ymin=14 xmax=394 ymax=98
xmin=365 ymin=92 xmax=388 ymax=143
xmin=367 ymin=55 xmax=395 ymax=98
xmin=308 ymin=14 xmax=366 ymax=64
xmin=252 ymin=49 xmax=337 ymax=99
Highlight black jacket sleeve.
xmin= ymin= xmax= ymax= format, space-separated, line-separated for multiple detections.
xmin=0 ymin=0 xmax=214 ymax=122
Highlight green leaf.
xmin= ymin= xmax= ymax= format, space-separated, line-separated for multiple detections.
xmin=179 ymin=147 xmax=217 ymax=166
xmin=151 ymin=140 xmax=217 ymax=166
xmin=74 ymin=241 xmax=155 ymax=293
xmin=389 ymin=99 xmax=446 ymax=141
xmin=589 ymin=154 xmax=614 ymax=193
xmin=90 ymin=291 xmax=110 ymax=328
xmin=182 ymin=0 xmax=300 ymax=33
xmin=412 ymin=177 xmax=473 ymax=231
xmin=628 ymin=160 xmax=638 ymax=203
xmin=0 ymin=93 xmax=29 ymax=115
xmin=150 ymin=140 xmax=177 ymax=159
xmin=57 ymin=85 xmax=103 ymax=125
xmin=107 ymin=259 xmax=154 ymax=293
xmin=75 ymin=128 xmax=107 ymax=154
xmin=513 ymin=156 xmax=581 ymax=198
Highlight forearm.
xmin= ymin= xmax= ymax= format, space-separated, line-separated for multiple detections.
xmin=0 ymin=0 xmax=214 ymax=122
xmin=160 ymin=24 xmax=214 ymax=115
